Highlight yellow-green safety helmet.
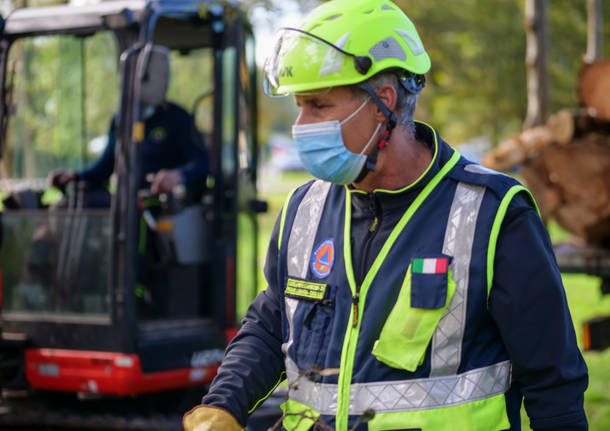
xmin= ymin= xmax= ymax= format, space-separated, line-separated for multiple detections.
xmin=263 ymin=0 xmax=431 ymax=97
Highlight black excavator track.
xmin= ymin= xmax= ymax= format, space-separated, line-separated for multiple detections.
xmin=0 ymin=388 xmax=283 ymax=431
xmin=0 ymin=390 xmax=189 ymax=430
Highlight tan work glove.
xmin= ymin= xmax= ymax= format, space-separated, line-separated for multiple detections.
xmin=183 ymin=405 xmax=245 ymax=431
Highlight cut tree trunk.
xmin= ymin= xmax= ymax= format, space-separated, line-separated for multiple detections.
xmin=483 ymin=109 xmax=610 ymax=171
xmin=578 ymin=59 xmax=610 ymax=121
xmin=521 ymin=133 xmax=610 ymax=245
xmin=546 ymin=108 xmax=609 ymax=145
xmin=482 ymin=126 xmax=552 ymax=171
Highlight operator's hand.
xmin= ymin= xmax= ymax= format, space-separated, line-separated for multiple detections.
xmin=47 ymin=169 xmax=75 ymax=189
xmin=183 ymin=405 xmax=245 ymax=431
xmin=150 ymin=169 xmax=184 ymax=195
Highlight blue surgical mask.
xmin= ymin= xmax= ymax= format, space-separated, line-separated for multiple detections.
xmin=292 ymin=98 xmax=382 ymax=185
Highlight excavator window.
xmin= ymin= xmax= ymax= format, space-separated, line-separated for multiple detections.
xmin=0 ymin=31 xmax=119 ymax=318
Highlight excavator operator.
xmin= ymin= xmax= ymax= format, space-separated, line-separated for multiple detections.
xmin=48 ymin=45 xmax=209 ymax=202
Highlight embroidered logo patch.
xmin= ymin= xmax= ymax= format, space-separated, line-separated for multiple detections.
xmin=149 ymin=126 xmax=167 ymax=143
xmin=285 ymin=278 xmax=327 ymax=301
xmin=311 ymin=238 xmax=334 ymax=279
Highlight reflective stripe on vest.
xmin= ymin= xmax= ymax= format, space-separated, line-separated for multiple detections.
xmin=282 ymin=179 xmax=510 ymax=416
xmin=431 ymin=182 xmax=486 ymax=376
xmin=286 ymin=180 xmax=333 ymax=279
xmin=287 ymin=360 xmax=510 ymax=415
xmin=282 ymin=180 xmax=332 ymax=359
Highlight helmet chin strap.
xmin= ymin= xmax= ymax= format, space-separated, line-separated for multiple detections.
xmin=354 ymin=82 xmax=398 ymax=183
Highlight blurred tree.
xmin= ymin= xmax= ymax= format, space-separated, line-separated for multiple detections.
xmin=396 ymin=0 xmax=527 ymax=143
xmin=524 ymin=0 xmax=549 ymax=129
xmin=583 ymin=0 xmax=603 ymax=63
xmin=1 ymin=0 xmax=607 ymax=150
xmin=394 ymin=0 xmax=609 ymax=144
xmin=3 ymin=31 xmax=119 ymax=179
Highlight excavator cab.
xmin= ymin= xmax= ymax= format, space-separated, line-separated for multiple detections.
xmin=0 ymin=1 xmax=264 ymax=425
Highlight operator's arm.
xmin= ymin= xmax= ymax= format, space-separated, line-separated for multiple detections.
xmin=174 ymin=110 xmax=209 ymax=189
xmin=185 ymin=215 xmax=285 ymax=429
xmin=77 ymin=116 xmax=117 ymax=186
xmin=489 ymin=192 xmax=589 ymax=431
xmin=151 ymin=106 xmax=210 ymax=195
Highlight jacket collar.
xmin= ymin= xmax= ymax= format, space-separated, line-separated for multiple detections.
xmin=347 ymin=122 xmax=455 ymax=208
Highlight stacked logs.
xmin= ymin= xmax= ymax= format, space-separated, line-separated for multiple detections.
xmin=483 ymin=59 xmax=610 ymax=245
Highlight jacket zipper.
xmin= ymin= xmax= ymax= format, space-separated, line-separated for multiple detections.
xmin=336 ymin=150 xmax=459 ymax=431
xmin=353 ymin=193 xmax=380 ymax=327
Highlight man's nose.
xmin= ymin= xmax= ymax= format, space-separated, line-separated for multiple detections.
xmin=294 ymin=110 xmax=306 ymax=126
xmin=294 ymin=108 xmax=319 ymax=126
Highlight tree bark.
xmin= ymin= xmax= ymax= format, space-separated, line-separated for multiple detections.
xmin=482 ymin=125 xmax=553 ymax=172
xmin=578 ymin=59 xmax=610 ymax=121
xmin=583 ymin=0 xmax=603 ymax=64
xmin=482 ymin=108 xmax=610 ymax=172
xmin=524 ymin=0 xmax=549 ymax=129
xmin=521 ymin=134 xmax=610 ymax=245
xmin=546 ymin=108 xmax=604 ymax=145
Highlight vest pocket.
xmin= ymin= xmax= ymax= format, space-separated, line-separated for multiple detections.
xmin=287 ymin=282 xmax=336 ymax=372
xmin=372 ymin=256 xmax=456 ymax=372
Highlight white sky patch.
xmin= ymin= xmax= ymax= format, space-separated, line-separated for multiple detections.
xmin=249 ymin=3 xmax=305 ymax=67
xmin=0 ymin=0 xmax=305 ymax=69
xmin=69 ymin=0 xmax=103 ymax=6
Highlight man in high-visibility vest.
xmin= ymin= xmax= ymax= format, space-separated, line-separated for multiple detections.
xmin=184 ymin=1 xmax=588 ymax=430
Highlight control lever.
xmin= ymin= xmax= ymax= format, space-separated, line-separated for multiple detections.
xmin=142 ymin=209 xmax=158 ymax=231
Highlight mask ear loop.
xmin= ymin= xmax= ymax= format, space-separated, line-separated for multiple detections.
xmin=359 ymin=122 xmax=383 ymax=156
xmin=340 ymin=97 xmax=370 ymax=126
xmin=353 ymin=82 xmax=398 ymax=183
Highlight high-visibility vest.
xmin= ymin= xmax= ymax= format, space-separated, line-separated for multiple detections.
xmin=276 ymin=136 xmax=535 ymax=431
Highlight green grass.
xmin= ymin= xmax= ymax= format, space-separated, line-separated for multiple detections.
xmin=255 ymin=171 xmax=610 ymax=429
xmin=255 ymin=170 xmax=314 ymax=294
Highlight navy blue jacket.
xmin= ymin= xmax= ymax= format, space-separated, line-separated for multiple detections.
xmin=203 ymin=124 xmax=588 ymax=430
xmin=77 ymin=102 xmax=208 ymax=192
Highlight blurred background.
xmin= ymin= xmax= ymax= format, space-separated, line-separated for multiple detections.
xmin=0 ymin=0 xmax=608 ymax=430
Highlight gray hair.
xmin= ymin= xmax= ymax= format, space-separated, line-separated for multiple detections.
xmin=351 ymin=72 xmax=418 ymax=134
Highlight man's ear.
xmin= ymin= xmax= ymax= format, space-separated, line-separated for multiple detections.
xmin=373 ymin=83 xmax=397 ymax=123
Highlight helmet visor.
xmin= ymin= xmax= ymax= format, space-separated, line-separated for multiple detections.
xmin=263 ymin=28 xmax=352 ymax=97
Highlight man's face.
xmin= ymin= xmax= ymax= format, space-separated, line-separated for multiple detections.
xmin=294 ymin=86 xmax=380 ymax=155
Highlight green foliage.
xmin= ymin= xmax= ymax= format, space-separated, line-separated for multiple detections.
xmin=392 ymin=0 xmax=610 ymax=145
xmin=547 ymin=0 xmax=587 ymax=111
xmin=257 ymin=87 xmax=299 ymax=142
xmin=252 ymin=0 xmax=610 ymax=146
xmin=396 ymin=0 xmax=525 ymax=143
xmin=166 ymin=48 xmax=214 ymax=134
xmin=2 ymin=31 xmax=119 ymax=179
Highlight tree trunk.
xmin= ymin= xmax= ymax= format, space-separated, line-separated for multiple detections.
xmin=546 ymin=108 xmax=606 ymax=145
xmin=482 ymin=109 xmax=610 ymax=172
xmin=524 ymin=0 xmax=549 ymax=129
xmin=482 ymin=125 xmax=552 ymax=172
xmin=583 ymin=0 xmax=603 ymax=64
xmin=578 ymin=59 xmax=610 ymax=121
xmin=521 ymin=134 xmax=610 ymax=246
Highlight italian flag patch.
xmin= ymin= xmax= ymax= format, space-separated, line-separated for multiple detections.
xmin=412 ymin=257 xmax=448 ymax=274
